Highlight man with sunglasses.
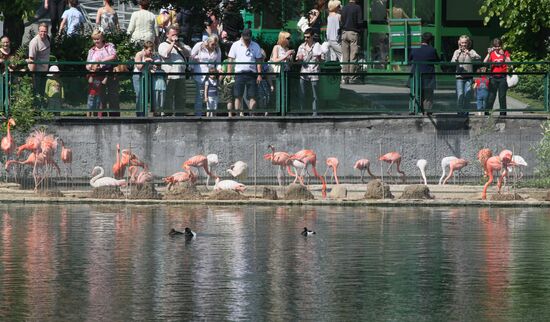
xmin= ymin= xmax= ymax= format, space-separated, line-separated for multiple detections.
xmin=227 ymin=29 xmax=263 ymax=116
xmin=296 ymin=28 xmax=323 ymax=116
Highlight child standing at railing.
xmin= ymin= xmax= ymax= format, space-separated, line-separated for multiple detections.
xmin=258 ymin=49 xmax=274 ymax=114
xmin=87 ymin=64 xmax=107 ymax=117
xmin=203 ymin=66 xmax=219 ymax=117
xmin=45 ymin=65 xmax=64 ymax=115
xmin=152 ymin=59 xmax=167 ymax=116
xmin=474 ymin=67 xmax=489 ymax=115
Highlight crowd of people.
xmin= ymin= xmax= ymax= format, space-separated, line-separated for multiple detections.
xmin=0 ymin=0 xmax=515 ymax=117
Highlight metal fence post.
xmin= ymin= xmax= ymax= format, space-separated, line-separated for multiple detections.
xmin=144 ymin=62 xmax=150 ymax=116
xmin=546 ymin=71 xmax=549 ymax=112
xmin=281 ymin=65 xmax=286 ymax=116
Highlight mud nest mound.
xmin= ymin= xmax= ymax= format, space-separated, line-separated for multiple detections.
xmin=364 ymin=180 xmax=394 ymax=199
xmin=128 ymin=183 xmax=161 ymax=200
xmin=399 ymin=185 xmax=434 ymax=199
xmin=262 ymin=187 xmax=278 ymax=200
xmin=490 ymin=193 xmax=524 ymax=201
xmin=209 ymin=190 xmax=248 ymax=200
xmin=284 ymin=184 xmax=315 ymax=200
xmin=546 ymin=191 xmax=550 ymax=201
xmin=37 ymin=189 xmax=64 ymax=198
xmin=163 ymin=183 xmax=203 ymax=200
xmin=90 ymin=186 xmax=125 ymax=199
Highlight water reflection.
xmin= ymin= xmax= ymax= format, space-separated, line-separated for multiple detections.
xmin=0 ymin=205 xmax=550 ymax=320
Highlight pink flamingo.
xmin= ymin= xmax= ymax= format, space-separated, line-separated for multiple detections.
xmin=182 ymin=154 xmax=218 ymax=183
xmin=1 ymin=118 xmax=16 ymax=156
xmin=289 ymin=149 xmax=326 ymax=198
xmin=442 ymin=158 xmax=468 ymax=185
xmin=112 ymin=144 xmax=147 ymax=179
xmin=477 ymin=148 xmax=493 ymax=177
xmin=353 ymin=158 xmax=377 ymax=183
xmin=163 ymin=171 xmax=197 ymax=190
xmin=59 ymin=138 xmax=73 ymax=178
xmin=128 ymin=165 xmax=153 ymax=185
xmin=264 ymin=145 xmax=301 ymax=186
xmin=378 ymin=152 xmax=405 ymax=183
xmin=482 ymin=151 xmax=515 ymax=200
xmin=324 ymin=157 xmax=340 ymax=185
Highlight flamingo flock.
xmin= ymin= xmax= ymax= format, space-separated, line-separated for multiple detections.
xmin=0 ymin=118 xmax=533 ymax=199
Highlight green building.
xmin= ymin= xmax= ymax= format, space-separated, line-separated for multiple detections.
xmin=245 ymin=0 xmax=503 ymax=68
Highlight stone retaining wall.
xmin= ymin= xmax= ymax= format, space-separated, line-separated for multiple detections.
xmin=35 ymin=116 xmax=546 ymax=181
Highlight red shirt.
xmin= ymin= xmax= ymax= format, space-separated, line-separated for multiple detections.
xmin=475 ymin=76 xmax=489 ymax=89
xmin=489 ymin=50 xmax=510 ymax=76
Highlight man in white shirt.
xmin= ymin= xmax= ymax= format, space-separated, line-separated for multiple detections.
xmin=27 ymin=23 xmax=51 ymax=96
xmin=158 ymin=26 xmax=191 ymax=116
xmin=227 ymin=29 xmax=263 ymax=115
xmin=296 ymin=28 xmax=323 ymax=116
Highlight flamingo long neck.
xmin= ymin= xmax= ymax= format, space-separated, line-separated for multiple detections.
xmin=6 ymin=121 xmax=11 ymax=138
xmin=310 ymin=165 xmax=327 ymax=198
xmin=366 ymin=163 xmax=376 ymax=178
xmin=91 ymin=167 xmax=104 ymax=185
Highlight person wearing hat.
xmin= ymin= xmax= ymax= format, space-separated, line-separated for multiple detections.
xmin=227 ymin=28 xmax=263 ymax=116
xmin=45 ymin=65 xmax=64 ymax=115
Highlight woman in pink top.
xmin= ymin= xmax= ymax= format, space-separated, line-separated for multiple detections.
xmin=86 ymin=30 xmax=117 ymax=117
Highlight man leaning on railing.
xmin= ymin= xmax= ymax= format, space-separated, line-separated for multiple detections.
xmin=27 ymin=23 xmax=51 ymax=97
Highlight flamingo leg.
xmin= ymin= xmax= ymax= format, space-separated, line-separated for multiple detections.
xmin=277 ymin=166 xmax=283 ymax=186
xmin=333 ymin=167 xmax=339 ymax=185
xmin=482 ymin=170 xmax=494 ymax=200
xmin=438 ymin=166 xmax=446 ymax=185
xmin=360 ymin=169 xmax=365 ymax=183
xmin=443 ymin=167 xmax=455 ymax=185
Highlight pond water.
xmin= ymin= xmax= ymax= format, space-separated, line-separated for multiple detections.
xmin=1 ymin=204 xmax=550 ymax=320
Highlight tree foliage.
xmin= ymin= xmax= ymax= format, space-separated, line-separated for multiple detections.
xmin=480 ymin=0 xmax=550 ymax=59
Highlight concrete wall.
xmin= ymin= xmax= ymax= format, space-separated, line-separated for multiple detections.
xmin=32 ymin=116 xmax=547 ymax=182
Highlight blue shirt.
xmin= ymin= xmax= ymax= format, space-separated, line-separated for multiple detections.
xmin=62 ymin=7 xmax=85 ymax=35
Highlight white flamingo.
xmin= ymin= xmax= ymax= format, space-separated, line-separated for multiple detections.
xmin=507 ymin=155 xmax=528 ymax=179
xmin=416 ymin=159 xmax=428 ymax=185
xmin=206 ymin=154 xmax=219 ymax=187
xmin=90 ymin=166 xmax=126 ymax=188
xmin=214 ymin=178 xmax=246 ymax=192
xmin=439 ymin=156 xmax=458 ymax=185
xmin=504 ymin=155 xmax=528 ymax=190
xmin=227 ymin=161 xmax=248 ymax=180
xmin=292 ymin=159 xmax=310 ymax=184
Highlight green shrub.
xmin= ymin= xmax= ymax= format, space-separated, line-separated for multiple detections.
xmin=533 ymin=120 xmax=550 ymax=184
xmin=6 ymin=76 xmax=52 ymax=133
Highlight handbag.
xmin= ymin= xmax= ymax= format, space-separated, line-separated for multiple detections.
xmin=506 ymin=74 xmax=519 ymax=88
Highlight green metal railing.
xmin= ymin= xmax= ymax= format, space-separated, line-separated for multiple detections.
xmin=1 ymin=60 xmax=548 ymax=117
